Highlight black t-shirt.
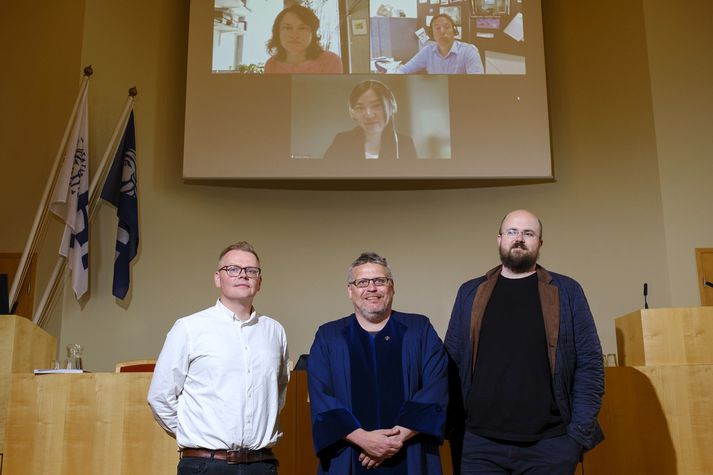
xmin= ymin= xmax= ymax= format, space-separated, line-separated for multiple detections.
xmin=465 ymin=273 xmax=565 ymax=442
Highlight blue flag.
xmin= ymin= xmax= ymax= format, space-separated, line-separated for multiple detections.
xmin=101 ymin=111 xmax=138 ymax=299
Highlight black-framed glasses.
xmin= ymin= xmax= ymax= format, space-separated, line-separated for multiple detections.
xmin=500 ymin=228 xmax=539 ymax=240
xmin=218 ymin=265 xmax=261 ymax=278
xmin=349 ymin=277 xmax=392 ymax=288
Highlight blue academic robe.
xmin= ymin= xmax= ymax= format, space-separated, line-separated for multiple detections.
xmin=308 ymin=311 xmax=448 ymax=474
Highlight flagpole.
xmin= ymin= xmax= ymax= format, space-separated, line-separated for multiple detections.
xmin=8 ymin=66 xmax=93 ymax=314
xmin=32 ymin=257 xmax=65 ymax=325
xmin=33 ymin=87 xmax=139 ymax=327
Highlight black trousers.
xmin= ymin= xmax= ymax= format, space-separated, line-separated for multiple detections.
xmin=460 ymin=431 xmax=581 ymax=475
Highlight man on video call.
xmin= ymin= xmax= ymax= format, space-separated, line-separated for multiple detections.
xmin=396 ymin=14 xmax=484 ymax=75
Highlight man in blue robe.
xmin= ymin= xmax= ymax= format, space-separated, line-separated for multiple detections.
xmin=308 ymin=252 xmax=448 ymax=474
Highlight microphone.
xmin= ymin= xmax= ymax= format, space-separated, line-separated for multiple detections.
xmin=643 ymin=283 xmax=649 ymax=309
xmin=705 ymin=281 xmax=713 ymax=288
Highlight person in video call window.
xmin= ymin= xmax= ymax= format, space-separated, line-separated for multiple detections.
xmin=264 ymin=4 xmax=342 ymax=74
xmin=396 ymin=14 xmax=484 ymax=75
xmin=323 ymin=80 xmax=417 ymax=160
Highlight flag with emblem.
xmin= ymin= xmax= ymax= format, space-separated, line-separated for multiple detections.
xmin=50 ymin=87 xmax=90 ymax=299
xmin=101 ymin=111 xmax=139 ymax=299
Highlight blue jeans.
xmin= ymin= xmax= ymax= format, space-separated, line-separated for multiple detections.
xmin=178 ymin=457 xmax=278 ymax=475
xmin=460 ymin=431 xmax=581 ymax=474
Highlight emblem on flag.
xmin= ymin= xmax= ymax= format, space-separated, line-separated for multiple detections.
xmin=50 ymin=87 xmax=90 ymax=299
xmin=101 ymin=111 xmax=139 ymax=300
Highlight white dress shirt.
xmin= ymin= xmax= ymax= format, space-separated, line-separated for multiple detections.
xmin=148 ymin=299 xmax=289 ymax=450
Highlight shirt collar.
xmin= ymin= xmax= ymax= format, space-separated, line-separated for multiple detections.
xmin=215 ymin=298 xmax=259 ymax=325
xmin=436 ymin=40 xmax=460 ymax=58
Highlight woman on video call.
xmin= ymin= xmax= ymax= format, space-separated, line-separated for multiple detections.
xmin=264 ymin=5 xmax=342 ymax=74
xmin=323 ymin=80 xmax=417 ymax=160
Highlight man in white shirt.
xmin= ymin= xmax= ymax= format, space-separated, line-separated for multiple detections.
xmin=148 ymin=242 xmax=289 ymax=475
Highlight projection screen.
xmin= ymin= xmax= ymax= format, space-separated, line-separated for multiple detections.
xmin=183 ymin=0 xmax=551 ymax=180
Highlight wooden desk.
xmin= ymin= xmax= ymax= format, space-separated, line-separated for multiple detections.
xmin=4 ymin=373 xmax=176 ymax=475
xmin=12 ymin=367 xmax=711 ymax=474
xmin=583 ymin=365 xmax=713 ymax=474
xmin=4 ymin=307 xmax=711 ymax=474
xmin=3 ymin=371 xmax=453 ymax=475
xmin=3 ymin=372 xmax=319 ymax=475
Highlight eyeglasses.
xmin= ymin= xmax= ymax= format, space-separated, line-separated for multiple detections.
xmin=218 ymin=265 xmax=261 ymax=278
xmin=501 ymin=228 xmax=539 ymax=240
xmin=349 ymin=277 xmax=393 ymax=288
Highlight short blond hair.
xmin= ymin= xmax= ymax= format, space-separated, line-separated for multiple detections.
xmin=218 ymin=242 xmax=260 ymax=266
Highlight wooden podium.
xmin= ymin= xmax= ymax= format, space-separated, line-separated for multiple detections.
xmin=1 ymin=337 xmax=319 ymax=475
xmin=584 ymin=307 xmax=713 ymax=474
xmin=0 ymin=315 xmax=56 ymax=456
xmin=1 ymin=369 xmax=313 ymax=474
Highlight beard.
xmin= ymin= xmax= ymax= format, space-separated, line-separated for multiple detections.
xmin=500 ymin=242 xmax=539 ymax=273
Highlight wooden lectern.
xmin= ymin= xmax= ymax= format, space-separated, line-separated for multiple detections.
xmin=583 ymin=307 xmax=713 ymax=474
xmin=0 ymin=315 xmax=56 ymax=456
xmin=616 ymin=307 xmax=713 ymax=366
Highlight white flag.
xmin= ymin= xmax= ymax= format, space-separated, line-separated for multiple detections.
xmin=50 ymin=87 xmax=90 ymax=299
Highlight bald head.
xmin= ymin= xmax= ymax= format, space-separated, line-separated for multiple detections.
xmin=499 ymin=209 xmax=543 ymax=240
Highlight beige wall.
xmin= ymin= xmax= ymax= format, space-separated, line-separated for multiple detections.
xmin=0 ymin=0 xmax=86 ymax=340
xmin=642 ymin=1 xmax=713 ymax=307
xmin=1 ymin=0 xmax=710 ymax=372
